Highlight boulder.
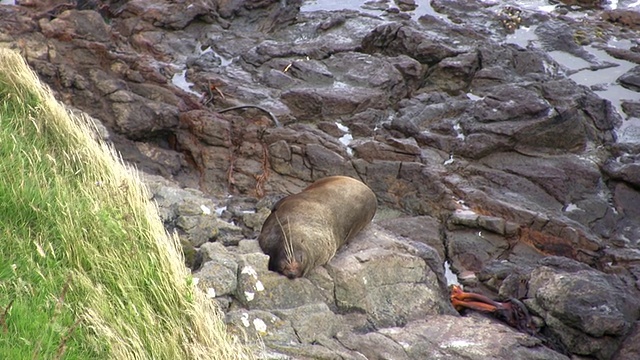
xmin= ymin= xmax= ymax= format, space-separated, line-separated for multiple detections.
xmin=528 ymin=257 xmax=640 ymax=359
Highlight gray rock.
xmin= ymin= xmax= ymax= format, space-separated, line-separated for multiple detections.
xmin=618 ymin=66 xmax=640 ymax=92
xmin=272 ymin=303 xmax=344 ymax=344
xmin=175 ymin=215 xmax=218 ymax=247
xmin=111 ymin=92 xmax=179 ymax=139
xmin=379 ymin=315 xmax=570 ymax=360
xmin=446 ymin=228 xmax=509 ymax=274
xmin=40 ymin=10 xmax=111 ymax=42
xmin=479 ymin=152 xmax=602 ymax=205
xmin=377 ymin=215 xmax=445 ymax=261
xmin=425 ymin=52 xmax=480 ymax=94
xmin=336 ymin=331 xmax=410 ymax=360
xmin=193 ymin=244 xmax=238 ymax=297
xmin=280 ymin=86 xmax=389 ymax=121
xmin=325 ymin=52 xmax=408 ymax=102
xmin=604 ymin=157 xmax=640 ymax=187
xmin=327 ymin=226 xmax=454 ymax=328
xmin=535 ymin=20 xmax=597 ymax=62
xmin=235 ymin=253 xmax=327 ymax=310
xmin=612 ymin=182 xmax=640 ymax=242
xmin=236 ymin=239 xmax=263 ymax=254
xmin=471 ymin=84 xmax=551 ymax=123
xmin=351 ymin=140 xmax=420 ymax=162
xmin=242 ymin=207 xmax=271 ymax=232
xmin=226 ymin=309 xmax=297 ymax=345
xmin=614 ymin=321 xmax=640 ymax=360
xmin=361 ymin=22 xmax=461 ymax=65
xmin=621 ymin=100 xmax=640 ymax=117
xmin=528 ymin=260 xmax=640 ymax=359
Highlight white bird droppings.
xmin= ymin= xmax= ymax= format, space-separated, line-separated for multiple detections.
xmin=253 ymin=318 xmax=267 ymax=333
xmin=206 ymin=288 xmax=216 ymax=298
xmin=241 ymin=266 xmax=258 ymax=278
xmin=200 ymin=204 xmax=211 ymax=215
xmin=241 ymin=312 xmax=250 ymax=327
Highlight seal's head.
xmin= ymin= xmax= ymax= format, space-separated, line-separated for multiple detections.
xmin=277 ymin=251 xmax=305 ymax=279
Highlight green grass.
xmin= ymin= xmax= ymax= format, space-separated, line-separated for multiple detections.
xmin=0 ymin=48 xmax=256 ymax=359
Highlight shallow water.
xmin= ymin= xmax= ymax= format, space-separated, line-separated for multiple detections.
xmin=506 ymin=27 xmax=639 ymax=143
xmin=301 ymin=0 xmax=436 ymax=20
xmin=171 ymin=69 xmax=202 ymax=97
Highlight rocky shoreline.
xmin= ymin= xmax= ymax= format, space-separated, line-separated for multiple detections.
xmin=2 ymin=0 xmax=640 ymax=358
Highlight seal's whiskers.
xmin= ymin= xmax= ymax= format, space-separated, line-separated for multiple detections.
xmin=286 ymin=218 xmax=295 ymax=263
xmin=275 ymin=214 xmax=295 ymax=264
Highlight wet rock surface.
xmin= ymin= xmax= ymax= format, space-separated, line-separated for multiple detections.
xmin=2 ymin=0 xmax=640 ymax=358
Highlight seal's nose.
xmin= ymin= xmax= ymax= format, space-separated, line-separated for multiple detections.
xmin=285 ymin=272 xmax=297 ymax=279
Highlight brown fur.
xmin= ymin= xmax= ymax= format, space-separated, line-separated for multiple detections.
xmin=258 ymin=176 xmax=377 ymax=278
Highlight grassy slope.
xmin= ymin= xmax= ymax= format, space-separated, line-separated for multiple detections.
xmin=0 ymin=48 xmax=255 ymax=359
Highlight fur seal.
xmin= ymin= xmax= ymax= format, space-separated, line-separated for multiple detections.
xmin=258 ymin=176 xmax=377 ymax=278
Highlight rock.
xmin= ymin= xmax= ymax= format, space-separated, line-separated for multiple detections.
xmin=120 ymin=0 xmax=217 ymax=30
xmin=336 ymin=330 xmax=411 ymax=360
xmin=528 ymin=258 xmax=640 ymax=359
xmin=272 ymin=303 xmax=344 ymax=344
xmin=351 ymin=140 xmax=420 ymax=162
xmin=242 ymin=206 xmax=271 ymax=233
xmin=226 ymin=309 xmax=297 ymax=345
xmin=471 ymin=84 xmax=550 ymax=123
xmin=621 ymin=100 xmax=640 ymax=118
xmin=325 ymin=52 xmax=409 ymax=102
xmin=614 ymin=321 xmax=640 ymax=360
xmin=604 ymin=157 xmax=640 ymax=187
xmin=479 ymin=152 xmax=601 ymax=205
xmin=511 ymin=109 xmax=589 ymax=154
xmin=273 ymin=58 xmax=334 ymax=84
xmin=446 ymin=228 xmax=509 ymax=274
xmin=386 ymin=54 xmax=426 ymax=93
xmin=377 ymin=215 xmax=445 ymax=260
xmin=262 ymin=124 xmax=359 ymax=182
xmin=618 ymin=66 xmax=640 ymax=92
xmin=612 ymin=182 xmax=640 ymax=242
xmin=110 ymin=90 xmax=180 ymax=138
xmin=602 ymin=9 xmax=640 ymax=30
xmin=377 ymin=315 xmax=570 ymax=360
xmin=327 ymin=226 xmax=454 ymax=328
xmin=193 ymin=243 xmax=238 ymax=297
xmin=236 ymin=239 xmax=263 ymax=254
xmin=535 ymin=20 xmax=596 ymax=62
xmin=361 ymin=22 xmax=461 ymax=65
xmin=280 ymin=86 xmax=389 ymax=121
xmin=353 ymin=160 xmax=455 ymax=217
xmin=235 ymin=254 xmax=327 ymax=310
xmin=424 ymin=51 xmax=480 ymax=94
xmin=175 ymin=214 xmax=218 ymax=247
xmin=390 ymin=96 xmax=469 ymax=138
xmin=40 ymin=10 xmax=111 ymax=42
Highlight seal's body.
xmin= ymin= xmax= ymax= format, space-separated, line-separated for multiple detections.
xmin=258 ymin=176 xmax=377 ymax=278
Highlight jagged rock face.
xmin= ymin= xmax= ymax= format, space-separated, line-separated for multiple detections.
xmin=2 ymin=0 xmax=640 ymax=358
